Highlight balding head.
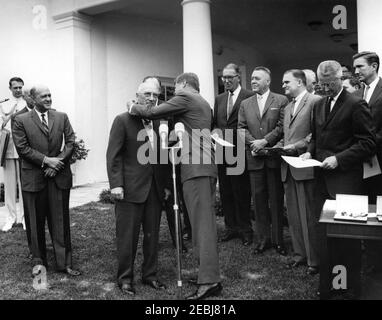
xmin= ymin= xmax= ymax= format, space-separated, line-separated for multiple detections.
xmin=30 ymin=85 xmax=52 ymax=112
xmin=316 ymin=60 xmax=343 ymax=97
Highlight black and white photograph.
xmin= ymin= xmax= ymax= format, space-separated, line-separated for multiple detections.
xmin=0 ymin=0 xmax=381 ymax=306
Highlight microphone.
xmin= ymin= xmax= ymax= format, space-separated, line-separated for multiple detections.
xmin=0 ymin=98 xmax=9 ymax=104
xmin=159 ymin=123 xmax=168 ymax=149
xmin=175 ymin=122 xmax=185 ymax=149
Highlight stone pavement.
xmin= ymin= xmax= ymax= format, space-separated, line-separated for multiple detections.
xmin=0 ymin=181 xmax=109 ymax=230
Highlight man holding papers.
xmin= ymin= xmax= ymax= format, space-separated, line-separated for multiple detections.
xmin=301 ymin=60 xmax=376 ymax=298
xmin=280 ymin=69 xmax=321 ymax=275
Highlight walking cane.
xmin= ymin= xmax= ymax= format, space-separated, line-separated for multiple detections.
xmin=160 ymin=122 xmax=184 ymax=299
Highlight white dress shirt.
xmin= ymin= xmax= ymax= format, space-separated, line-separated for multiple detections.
xmin=330 ymin=88 xmax=343 ymax=111
xmin=34 ymin=108 xmax=49 ymax=126
xmin=292 ymin=90 xmax=307 ymax=116
xmin=364 ymin=76 xmax=380 ymax=103
xmin=257 ymin=89 xmax=270 ymax=117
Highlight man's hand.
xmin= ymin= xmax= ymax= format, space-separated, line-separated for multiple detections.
xmin=283 ymin=144 xmax=297 ymax=155
xmin=299 ymin=152 xmax=312 ymax=160
xmin=44 ymin=167 xmax=57 ymax=178
xmin=126 ymin=100 xmax=136 ymax=113
xmin=111 ymin=187 xmax=124 ymax=201
xmin=164 ymin=188 xmax=171 ymax=201
xmin=44 ymin=157 xmax=64 ymax=171
xmin=321 ymin=156 xmax=338 ymax=170
xmin=250 ymin=139 xmax=268 ymax=152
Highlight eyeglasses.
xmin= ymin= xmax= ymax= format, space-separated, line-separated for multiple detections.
xmin=221 ymin=75 xmax=239 ymax=81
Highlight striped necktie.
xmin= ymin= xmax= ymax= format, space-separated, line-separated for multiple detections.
xmin=41 ymin=113 xmax=49 ymax=135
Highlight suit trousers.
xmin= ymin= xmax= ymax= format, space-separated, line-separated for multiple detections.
xmin=284 ymin=170 xmax=318 ymax=267
xmin=218 ymin=163 xmax=252 ymax=236
xmin=3 ymin=159 xmax=24 ymax=224
xmin=115 ymin=180 xmax=161 ymax=285
xmin=249 ymin=167 xmax=284 ymax=245
xmin=313 ymin=173 xmax=362 ymax=294
xmin=183 ymin=176 xmax=220 ymax=284
xmin=23 ymin=180 xmax=72 ymax=270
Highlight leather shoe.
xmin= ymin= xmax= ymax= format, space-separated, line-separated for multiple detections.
xmin=183 ymin=231 xmax=192 ymax=241
xmin=186 ymin=283 xmax=222 ymax=300
xmin=275 ymin=245 xmax=287 ymax=256
xmin=187 ymin=277 xmax=198 ymax=285
xmin=59 ymin=267 xmax=81 ymax=276
xmin=221 ymin=231 xmax=238 ymax=242
xmin=142 ymin=279 xmax=166 ymax=290
xmin=119 ymin=283 xmax=136 ymax=295
xmin=307 ymin=266 xmax=319 ymax=275
xmin=241 ymin=235 xmax=253 ymax=246
xmin=253 ymin=241 xmax=271 ymax=254
xmin=287 ymin=259 xmax=307 ymax=268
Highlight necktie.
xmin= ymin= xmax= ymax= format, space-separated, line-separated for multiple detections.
xmin=325 ymin=96 xmax=333 ymax=121
xmin=41 ymin=113 xmax=49 ymax=135
xmin=290 ymin=98 xmax=296 ymax=120
xmin=227 ymin=92 xmax=234 ymax=120
xmin=257 ymin=94 xmax=263 ymax=116
xmin=364 ymin=85 xmax=370 ymax=102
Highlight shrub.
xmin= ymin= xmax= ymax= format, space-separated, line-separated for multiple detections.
xmin=70 ymin=138 xmax=90 ymax=165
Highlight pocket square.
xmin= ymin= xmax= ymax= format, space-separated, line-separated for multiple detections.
xmin=270 ymin=108 xmax=279 ymax=110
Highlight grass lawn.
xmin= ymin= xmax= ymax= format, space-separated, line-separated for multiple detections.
xmin=0 ymin=201 xmax=319 ymax=300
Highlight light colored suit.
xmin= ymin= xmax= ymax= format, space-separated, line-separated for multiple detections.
xmin=280 ymin=92 xmax=321 ymax=267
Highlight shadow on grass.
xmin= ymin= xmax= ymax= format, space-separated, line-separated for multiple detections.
xmin=0 ymin=201 xmax=319 ymax=300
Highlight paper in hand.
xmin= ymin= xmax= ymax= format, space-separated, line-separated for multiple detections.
xmin=211 ymin=133 xmax=234 ymax=147
xmin=281 ymin=156 xmax=322 ymax=168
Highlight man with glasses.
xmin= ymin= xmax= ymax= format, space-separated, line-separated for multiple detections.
xmin=213 ymin=63 xmax=254 ymax=246
xmin=301 ymin=60 xmax=376 ymax=298
xmin=107 ymin=80 xmax=169 ymax=295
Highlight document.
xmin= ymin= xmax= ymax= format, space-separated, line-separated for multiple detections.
xmin=281 ymin=156 xmax=322 ymax=168
xmin=363 ymin=155 xmax=381 ymax=179
xmin=211 ymin=133 xmax=234 ymax=147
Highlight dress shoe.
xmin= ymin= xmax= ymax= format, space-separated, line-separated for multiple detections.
xmin=221 ymin=230 xmax=238 ymax=242
xmin=119 ymin=283 xmax=136 ymax=295
xmin=59 ymin=267 xmax=82 ymax=276
xmin=275 ymin=245 xmax=287 ymax=256
xmin=288 ymin=259 xmax=307 ymax=268
xmin=241 ymin=235 xmax=253 ymax=246
xmin=183 ymin=231 xmax=192 ymax=241
xmin=253 ymin=241 xmax=271 ymax=254
xmin=142 ymin=279 xmax=166 ymax=290
xmin=307 ymin=266 xmax=319 ymax=275
xmin=186 ymin=283 xmax=222 ymax=300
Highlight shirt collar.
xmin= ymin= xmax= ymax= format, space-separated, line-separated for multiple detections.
xmin=367 ymin=76 xmax=380 ymax=92
xmin=331 ymin=87 xmax=343 ymax=104
xmin=229 ymin=84 xmax=241 ymax=96
xmin=257 ymin=89 xmax=270 ymax=101
xmin=34 ymin=108 xmax=48 ymax=118
xmin=294 ymin=90 xmax=307 ymax=105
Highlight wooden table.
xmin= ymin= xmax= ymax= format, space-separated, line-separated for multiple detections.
xmin=319 ymin=201 xmax=382 ymax=299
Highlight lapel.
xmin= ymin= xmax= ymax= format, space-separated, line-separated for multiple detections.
xmin=261 ymin=92 xmax=274 ymax=118
xmin=48 ymin=110 xmax=55 ymax=134
xmin=289 ymin=92 xmax=308 ymax=127
xmin=227 ymin=89 xmax=244 ymax=121
xmin=250 ymin=95 xmax=261 ymax=121
xmin=221 ymin=92 xmax=229 ymax=121
xmin=368 ymin=78 xmax=382 ymax=107
xmin=323 ymin=90 xmax=347 ymax=130
xmin=31 ymin=109 xmax=48 ymax=136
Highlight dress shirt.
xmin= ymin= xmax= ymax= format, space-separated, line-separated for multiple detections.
xmin=142 ymin=120 xmax=154 ymax=149
xmin=364 ymin=76 xmax=380 ymax=103
xmin=257 ymin=89 xmax=270 ymax=117
xmin=330 ymin=88 xmax=343 ymax=111
xmin=291 ymin=90 xmax=307 ymax=116
xmin=227 ymin=85 xmax=241 ymax=109
xmin=34 ymin=109 xmax=49 ymax=126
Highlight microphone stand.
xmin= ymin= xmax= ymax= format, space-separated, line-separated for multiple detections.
xmin=163 ymin=140 xmax=183 ymax=299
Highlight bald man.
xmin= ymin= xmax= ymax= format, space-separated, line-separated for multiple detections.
xmin=302 ymin=60 xmax=376 ymax=298
xmin=12 ymin=85 xmax=80 ymax=277
xmin=107 ymin=81 xmax=169 ymax=295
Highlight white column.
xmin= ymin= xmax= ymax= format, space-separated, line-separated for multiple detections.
xmin=182 ymin=0 xmax=214 ymax=107
xmin=357 ymin=0 xmax=382 ymax=71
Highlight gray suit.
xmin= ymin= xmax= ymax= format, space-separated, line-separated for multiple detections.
xmin=280 ymin=92 xmax=321 ymax=267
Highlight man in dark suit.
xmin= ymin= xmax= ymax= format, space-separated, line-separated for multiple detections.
xmin=353 ymin=51 xmax=382 ymax=273
xmin=238 ymin=66 xmax=288 ymax=256
xmin=279 ymin=70 xmax=321 ymax=275
xmin=302 ymin=60 xmax=376 ymax=298
xmin=107 ymin=80 xmax=169 ymax=295
xmin=12 ymin=85 xmax=80 ymax=277
xmin=212 ymin=63 xmax=254 ymax=246
xmin=129 ymin=72 xmax=221 ymax=300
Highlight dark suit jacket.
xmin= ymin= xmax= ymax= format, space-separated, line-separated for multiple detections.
xmin=281 ymin=92 xmax=321 ymax=182
xmin=355 ymin=78 xmax=382 ymax=165
xmin=130 ymin=88 xmax=217 ymax=183
xmin=106 ymin=112 xmax=169 ymax=203
xmin=307 ymin=89 xmax=376 ymax=196
xmin=238 ymin=91 xmax=288 ymax=170
xmin=12 ymin=109 xmax=75 ymax=192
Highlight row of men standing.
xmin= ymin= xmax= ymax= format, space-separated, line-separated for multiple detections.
xmin=214 ymin=53 xmax=382 ymax=297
